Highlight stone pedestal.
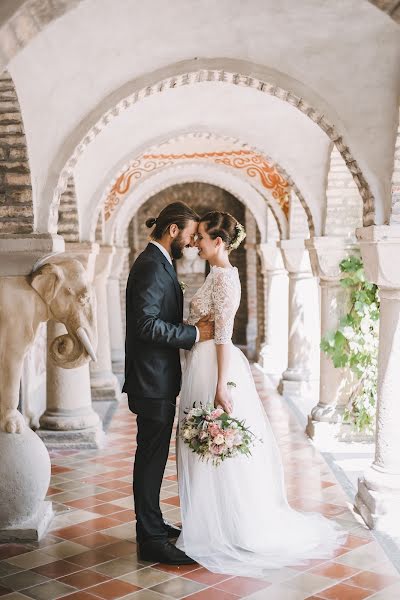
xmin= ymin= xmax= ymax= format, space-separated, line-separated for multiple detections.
xmin=353 ymin=226 xmax=400 ymax=534
xmin=306 ymin=237 xmax=358 ymax=433
xmin=37 ymin=242 xmax=105 ymax=448
xmin=107 ymin=246 xmax=129 ymax=374
xmin=0 ymin=428 xmax=53 ymax=541
xmin=0 ymin=233 xmax=64 ymax=275
xmin=257 ymin=242 xmax=288 ymax=384
xmin=279 ymin=239 xmax=320 ymax=402
xmin=90 ymin=245 xmax=120 ymax=401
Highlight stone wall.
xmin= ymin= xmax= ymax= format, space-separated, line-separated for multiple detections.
xmin=130 ymin=182 xmax=253 ymax=348
xmin=0 ymin=70 xmax=33 ymax=234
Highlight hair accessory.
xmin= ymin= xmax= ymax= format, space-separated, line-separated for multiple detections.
xmin=229 ymin=222 xmax=246 ymax=250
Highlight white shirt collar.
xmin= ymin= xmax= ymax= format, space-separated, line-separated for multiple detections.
xmin=150 ymin=240 xmax=173 ymax=265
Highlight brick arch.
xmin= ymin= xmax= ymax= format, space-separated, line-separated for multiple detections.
xmin=57 ymin=175 xmax=79 ymax=241
xmin=0 ymin=70 xmax=33 ymax=234
xmin=51 ymin=67 xmax=375 ymax=234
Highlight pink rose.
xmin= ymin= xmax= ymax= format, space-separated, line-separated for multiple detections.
xmin=211 ymin=444 xmax=224 ymax=455
xmin=208 ymin=423 xmax=221 ymax=437
xmin=210 ymin=408 xmax=224 ymax=420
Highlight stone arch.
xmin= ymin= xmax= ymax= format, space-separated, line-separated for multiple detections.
xmin=46 ymin=62 xmax=375 ymax=234
xmin=106 ymin=163 xmax=286 ymax=247
xmin=0 ymin=69 xmax=33 ymax=234
xmin=57 ymin=175 xmax=79 ymax=241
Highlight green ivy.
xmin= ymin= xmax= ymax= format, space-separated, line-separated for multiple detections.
xmin=320 ymin=255 xmax=379 ymax=433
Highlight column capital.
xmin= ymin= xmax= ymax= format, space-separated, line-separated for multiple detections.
xmin=109 ymin=246 xmax=129 ymax=280
xmin=94 ymin=245 xmax=115 ymax=280
xmin=62 ymin=242 xmax=99 ymax=282
xmin=257 ymin=242 xmax=285 ymax=273
xmin=279 ymin=239 xmax=312 ymax=275
xmin=0 ymin=233 xmax=64 ymax=276
xmin=356 ymin=225 xmax=400 ymax=289
xmin=305 ymin=236 xmax=359 ymax=281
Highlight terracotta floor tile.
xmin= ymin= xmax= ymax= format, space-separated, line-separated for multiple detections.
xmin=154 ymin=562 xmax=201 ymax=575
xmin=73 ymin=533 xmax=119 ymax=549
xmin=60 ymin=592 xmax=104 ymax=600
xmin=107 ymin=510 xmax=135 ymax=523
xmin=32 ymin=559 xmax=83 ymax=578
xmin=66 ymin=549 xmax=115 ymax=568
xmin=183 ymin=567 xmax=232 ymax=585
xmin=78 ymin=517 xmax=121 ymax=531
xmin=316 ymin=582 xmax=374 ymax=599
xmin=344 ymin=570 xmax=400 ymax=591
xmin=161 ymin=495 xmax=180 ymax=507
xmin=184 ymin=588 xmax=241 ymax=599
xmin=215 ymin=576 xmax=271 ymax=595
xmin=93 ymin=491 xmax=128 ymax=502
xmin=100 ymin=540 xmax=137 ymax=557
xmin=52 ymin=525 xmax=93 ymax=540
xmin=88 ymin=579 xmax=141 ymax=599
xmin=308 ymin=562 xmax=361 ymax=580
xmin=64 ymin=498 xmax=103 ymax=510
xmin=0 ymin=544 xmax=31 ymax=560
xmin=58 ymin=568 xmax=111 ymax=589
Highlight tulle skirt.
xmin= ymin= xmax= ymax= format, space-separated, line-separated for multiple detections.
xmin=175 ymin=340 xmax=347 ymax=577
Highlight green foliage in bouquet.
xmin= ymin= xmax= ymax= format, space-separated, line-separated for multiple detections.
xmin=320 ymin=256 xmax=379 ymax=433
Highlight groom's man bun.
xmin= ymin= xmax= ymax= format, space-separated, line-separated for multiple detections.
xmin=146 ymin=202 xmax=199 ymax=240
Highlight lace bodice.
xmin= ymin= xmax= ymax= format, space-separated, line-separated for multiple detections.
xmin=187 ymin=266 xmax=241 ymax=344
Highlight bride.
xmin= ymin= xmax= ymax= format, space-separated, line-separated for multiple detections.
xmin=175 ymin=210 xmax=346 ymax=577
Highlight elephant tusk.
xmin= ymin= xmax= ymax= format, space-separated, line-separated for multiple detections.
xmin=76 ymin=327 xmax=97 ymax=362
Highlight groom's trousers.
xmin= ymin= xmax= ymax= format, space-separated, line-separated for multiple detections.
xmin=131 ymin=396 xmax=176 ymax=544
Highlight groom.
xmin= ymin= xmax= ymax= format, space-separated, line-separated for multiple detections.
xmin=123 ymin=202 xmax=214 ymax=565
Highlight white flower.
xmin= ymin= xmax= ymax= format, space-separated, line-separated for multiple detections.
xmin=179 ymin=280 xmax=187 ymax=294
xmin=214 ymin=434 xmax=225 ymax=445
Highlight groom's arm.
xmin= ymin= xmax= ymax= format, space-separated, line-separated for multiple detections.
xmin=130 ymin=261 xmax=197 ymax=350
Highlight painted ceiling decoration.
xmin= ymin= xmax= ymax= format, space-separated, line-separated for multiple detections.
xmin=104 ymin=149 xmax=290 ymax=221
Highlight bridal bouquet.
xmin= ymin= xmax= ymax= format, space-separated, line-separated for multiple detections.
xmin=180 ymin=403 xmax=257 ymax=466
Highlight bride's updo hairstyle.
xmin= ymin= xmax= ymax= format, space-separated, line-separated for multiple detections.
xmin=146 ymin=202 xmax=199 ymax=240
xmin=200 ymin=211 xmax=246 ymax=252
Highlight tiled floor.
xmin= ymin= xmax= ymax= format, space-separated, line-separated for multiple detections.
xmin=0 ymin=369 xmax=399 ymax=600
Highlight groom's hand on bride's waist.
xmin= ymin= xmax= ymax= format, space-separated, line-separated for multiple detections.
xmin=196 ymin=315 xmax=214 ymax=342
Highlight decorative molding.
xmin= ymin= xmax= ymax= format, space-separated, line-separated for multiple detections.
xmin=104 ymin=149 xmax=290 ymax=222
xmin=53 ymin=69 xmax=375 ymax=231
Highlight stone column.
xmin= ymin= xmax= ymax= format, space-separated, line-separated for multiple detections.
xmin=279 ymin=239 xmax=320 ymax=403
xmin=107 ymin=246 xmax=129 ymax=374
xmin=37 ymin=242 xmax=105 ymax=448
xmin=354 ymin=226 xmax=400 ymax=534
xmin=257 ymin=242 xmax=288 ymax=385
xmin=90 ymin=245 xmax=120 ymax=401
xmin=0 ymin=233 xmax=64 ymax=541
xmin=306 ymin=237 xmax=358 ymax=431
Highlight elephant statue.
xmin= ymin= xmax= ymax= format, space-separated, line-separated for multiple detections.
xmin=0 ymin=259 xmax=97 ymax=434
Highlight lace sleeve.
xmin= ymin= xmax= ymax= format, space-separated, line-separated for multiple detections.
xmin=212 ymin=268 xmax=240 ymax=345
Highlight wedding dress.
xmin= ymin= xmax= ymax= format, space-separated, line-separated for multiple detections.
xmin=175 ymin=265 xmax=346 ymax=577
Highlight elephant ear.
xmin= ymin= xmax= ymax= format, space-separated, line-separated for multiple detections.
xmin=31 ymin=263 xmax=64 ymax=304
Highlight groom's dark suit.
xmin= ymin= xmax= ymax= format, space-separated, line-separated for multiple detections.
xmin=123 ymin=243 xmax=197 ymax=543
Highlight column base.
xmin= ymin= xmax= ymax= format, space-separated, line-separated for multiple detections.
xmin=306 ymin=418 xmax=374 ymax=444
xmin=36 ymin=424 xmax=105 ymax=449
xmin=91 ymin=371 xmax=121 ymax=402
xmin=311 ymin=402 xmax=344 ymax=424
xmin=0 ymin=501 xmax=53 ymax=542
xmin=281 ymin=377 xmax=318 ymax=399
xmin=38 ymin=406 xmax=101 ymax=431
xmin=355 ymin=469 xmax=400 ymax=534
xmin=112 ymin=360 xmax=125 ymax=375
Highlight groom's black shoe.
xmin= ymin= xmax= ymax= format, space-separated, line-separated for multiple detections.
xmin=138 ymin=540 xmax=195 ymax=565
xmin=163 ymin=520 xmax=181 ymax=539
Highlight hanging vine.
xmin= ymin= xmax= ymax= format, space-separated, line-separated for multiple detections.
xmin=320 ymin=256 xmax=379 ymax=433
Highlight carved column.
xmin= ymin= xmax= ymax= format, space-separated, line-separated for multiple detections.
xmin=107 ymin=246 xmax=129 ymax=374
xmin=90 ymin=245 xmax=120 ymax=401
xmin=354 ymin=226 xmax=400 ymax=533
xmin=37 ymin=242 xmax=105 ymax=449
xmin=306 ymin=237 xmax=358 ymax=430
xmin=279 ymin=239 xmax=320 ymax=402
xmin=257 ymin=242 xmax=288 ymax=384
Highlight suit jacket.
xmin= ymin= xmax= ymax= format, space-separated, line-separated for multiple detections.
xmin=122 ymin=243 xmax=197 ymax=413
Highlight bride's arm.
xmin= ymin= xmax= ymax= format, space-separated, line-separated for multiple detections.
xmin=215 ymin=344 xmax=233 ymax=414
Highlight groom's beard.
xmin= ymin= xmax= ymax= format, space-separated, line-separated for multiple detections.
xmin=170 ymin=233 xmax=186 ymax=260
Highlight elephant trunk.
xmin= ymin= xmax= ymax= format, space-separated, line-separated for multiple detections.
xmin=50 ymin=325 xmax=97 ymax=369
